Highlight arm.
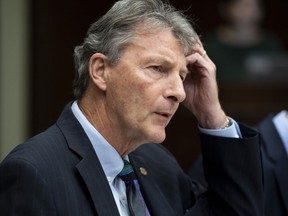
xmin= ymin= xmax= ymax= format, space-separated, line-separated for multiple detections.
xmin=183 ymin=38 xmax=227 ymax=130
xmin=183 ymin=38 xmax=264 ymax=216
xmin=200 ymin=125 xmax=263 ymax=216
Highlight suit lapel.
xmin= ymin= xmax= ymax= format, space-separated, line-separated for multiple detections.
xmin=76 ymin=153 xmax=120 ymax=216
xmin=129 ymin=152 xmax=175 ymax=216
xmin=258 ymin=115 xmax=288 ymax=212
xmin=57 ymin=103 xmax=120 ymax=216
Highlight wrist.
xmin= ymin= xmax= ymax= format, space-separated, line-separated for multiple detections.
xmin=198 ymin=110 xmax=228 ymax=129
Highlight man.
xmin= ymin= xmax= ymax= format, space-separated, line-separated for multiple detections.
xmin=190 ymin=110 xmax=288 ymax=215
xmin=0 ymin=0 xmax=263 ymax=215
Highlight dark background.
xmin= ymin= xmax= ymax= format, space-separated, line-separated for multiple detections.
xmin=30 ymin=0 xmax=288 ymax=171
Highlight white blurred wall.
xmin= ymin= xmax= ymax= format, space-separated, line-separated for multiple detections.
xmin=0 ymin=0 xmax=30 ymax=160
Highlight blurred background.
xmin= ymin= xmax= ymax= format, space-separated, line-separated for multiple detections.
xmin=1 ymin=0 xmax=288 ymax=171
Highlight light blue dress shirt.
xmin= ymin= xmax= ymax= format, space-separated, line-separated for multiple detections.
xmin=199 ymin=117 xmax=241 ymax=138
xmin=273 ymin=110 xmax=288 ymax=157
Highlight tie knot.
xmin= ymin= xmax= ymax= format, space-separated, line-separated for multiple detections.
xmin=118 ymin=160 xmax=136 ymax=182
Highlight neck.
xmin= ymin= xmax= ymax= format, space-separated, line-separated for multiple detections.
xmin=78 ymin=94 xmax=138 ymax=157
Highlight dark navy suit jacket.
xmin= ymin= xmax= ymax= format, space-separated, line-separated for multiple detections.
xmin=190 ymin=113 xmax=288 ymax=216
xmin=0 ymin=102 xmax=263 ymax=216
xmin=258 ymin=114 xmax=288 ymax=216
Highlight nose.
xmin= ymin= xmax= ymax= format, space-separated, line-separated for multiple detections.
xmin=164 ymin=75 xmax=186 ymax=103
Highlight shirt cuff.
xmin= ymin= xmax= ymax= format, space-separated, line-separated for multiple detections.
xmin=198 ymin=117 xmax=242 ymax=138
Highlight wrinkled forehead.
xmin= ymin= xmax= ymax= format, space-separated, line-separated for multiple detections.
xmin=125 ymin=27 xmax=188 ymax=71
xmin=131 ymin=22 xmax=195 ymax=55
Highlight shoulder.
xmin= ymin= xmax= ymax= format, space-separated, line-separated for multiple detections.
xmin=1 ymin=124 xmax=69 ymax=172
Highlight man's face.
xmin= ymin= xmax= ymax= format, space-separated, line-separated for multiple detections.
xmin=105 ymin=28 xmax=187 ymax=146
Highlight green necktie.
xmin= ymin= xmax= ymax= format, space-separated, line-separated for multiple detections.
xmin=118 ymin=160 xmax=150 ymax=216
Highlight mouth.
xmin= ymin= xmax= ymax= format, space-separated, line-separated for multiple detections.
xmin=155 ymin=112 xmax=172 ymax=119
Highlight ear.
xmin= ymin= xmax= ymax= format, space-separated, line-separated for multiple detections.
xmin=88 ymin=53 xmax=108 ymax=91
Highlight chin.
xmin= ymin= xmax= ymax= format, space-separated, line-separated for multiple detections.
xmin=149 ymin=130 xmax=166 ymax=144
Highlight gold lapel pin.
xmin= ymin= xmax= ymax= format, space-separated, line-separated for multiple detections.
xmin=139 ymin=167 xmax=148 ymax=176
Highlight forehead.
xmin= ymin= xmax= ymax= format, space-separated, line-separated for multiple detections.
xmin=127 ymin=26 xmax=187 ymax=64
xmin=133 ymin=24 xmax=182 ymax=45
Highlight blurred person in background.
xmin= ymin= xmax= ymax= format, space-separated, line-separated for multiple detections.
xmin=189 ymin=109 xmax=288 ymax=216
xmin=203 ymin=0 xmax=285 ymax=83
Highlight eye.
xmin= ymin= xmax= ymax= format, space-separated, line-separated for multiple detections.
xmin=150 ymin=65 xmax=163 ymax=72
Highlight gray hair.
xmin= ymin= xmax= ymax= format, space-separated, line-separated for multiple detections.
xmin=73 ymin=0 xmax=198 ymax=99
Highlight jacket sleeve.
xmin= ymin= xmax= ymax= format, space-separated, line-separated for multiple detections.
xmin=195 ymin=124 xmax=264 ymax=216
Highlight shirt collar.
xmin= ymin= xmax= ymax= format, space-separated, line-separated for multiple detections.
xmin=273 ymin=110 xmax=288 ymax=156
xmin=71 ymin=101 xmax=124 ymax=181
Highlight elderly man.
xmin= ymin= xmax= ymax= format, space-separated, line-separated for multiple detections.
xmin=0 ymin=0 xmax=263 ymax=215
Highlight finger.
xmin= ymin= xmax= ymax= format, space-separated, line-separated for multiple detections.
xmin=188 ymin=49 xmax=216 ymax=71
xmin=186 ymin=52 xmax=209 ymax=66
xmin=186 ymin=52 xmax=216 ymax=77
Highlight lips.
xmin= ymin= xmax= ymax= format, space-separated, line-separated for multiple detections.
xmin=155 ymin=112 xmax=172 ymax=118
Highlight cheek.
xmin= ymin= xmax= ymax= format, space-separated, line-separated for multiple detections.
xmin=108 ymin=75 xmax=150 ymax=113
xmin=124 ymin=78 xmax=152 ymax=110
xmin=107 ymin=64 xmax=161 ymax=117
